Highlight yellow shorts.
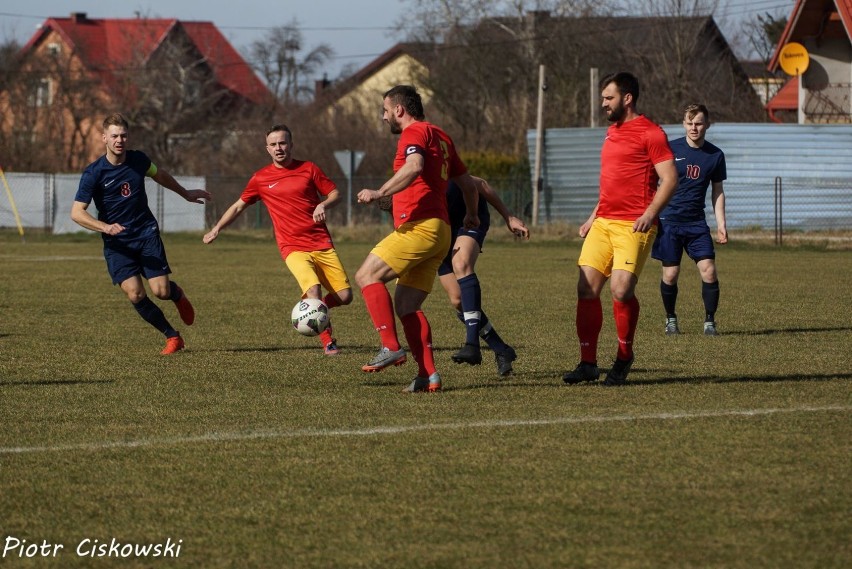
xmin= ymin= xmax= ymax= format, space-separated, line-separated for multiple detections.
xmin=371 ymin=218 xmax=451 ymax=293
xmin=578 ymin=218 xmax=657 ymax=278
xmin=284 ymin=248 xmax=351 ymax=295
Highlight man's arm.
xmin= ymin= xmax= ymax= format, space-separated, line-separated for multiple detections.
xmin=579 ymin=202 xmax=599 ymax=238
xmin=152 ymin=167 xmax=211 ymax=204
xmin=70 ymin=200 xmax=124 ymax=235
xmin=711 ymin=181 xmax=727 ymax=244
xmin=475 ymin=177 xmax=528 ymax=239
xmin=202 ymin=199 xmax=250 ymax=244
xmin=357 ymin=153 xmax=423 ymax=204
xmin=633 ymin=159 xmax=677 ymax=232
xmin=313 ymin=189 xmax=340 ymax=223
xmin=450 ymin=172 xmax=480 ymax=229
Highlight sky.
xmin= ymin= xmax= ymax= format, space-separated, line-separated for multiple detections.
xmin=0 ymin=0 xmax=796 ymax=81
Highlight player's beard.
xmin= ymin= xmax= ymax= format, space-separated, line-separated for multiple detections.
xmin=387 ymin=115 xmax=402 ymax=135
xmin=606 ymin=99 xmax=626 ymax=123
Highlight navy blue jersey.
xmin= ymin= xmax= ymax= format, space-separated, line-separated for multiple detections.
xmin=446 ymin=181 xmax=490 ymax=229
xmin=75 ymin=150 xmax=159 ymax=242
xmin=659 ymin=137 xmax=726 ymax=223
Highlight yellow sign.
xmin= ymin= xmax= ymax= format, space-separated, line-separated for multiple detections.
xmin=779 ymin=42 xmax=810 ymax=76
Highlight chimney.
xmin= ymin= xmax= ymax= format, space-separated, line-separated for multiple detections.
xmin=314 ymin=74 xmax=331 ymax=96
xmin=70 ymin=12 xmax=87 ymax=23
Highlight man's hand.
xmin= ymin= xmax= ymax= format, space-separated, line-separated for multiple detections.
xmin=357 ymin=189 xmax=380 ymax=204
xmin=507 ymin=216 xmax=529 ymax=239
xmin=104 ymin=223 xmax=125 ymax=236
xmin=313 ymin=203 xmax=327 ymax=223
xmin=202 ymin=228 xmax=219 ymax=244
xmin=633 ymin=211 xmax=656 ymax=233
xmin=184 ymin=189 xmax=211 ymax=204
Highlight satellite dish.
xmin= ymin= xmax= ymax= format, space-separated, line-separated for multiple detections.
xmin=779 ymin=42 xmax=810 ymax=76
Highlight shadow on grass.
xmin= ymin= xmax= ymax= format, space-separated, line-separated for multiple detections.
xmin=724 ymin=326 xmax=852 ymax=336
xmin=452 ymin=369 xmax=852 ymax=390
xmin=211 ymin=343 xmax=381 ymax=354
xmin=0 ymin=379 xmax=115 ymax=387
xmin=630 ymin=371 xmax=852 ymax=386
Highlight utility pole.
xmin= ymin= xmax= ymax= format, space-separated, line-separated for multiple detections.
xmin=590 ymin=67 xmax=599 ymax=127
xmin=532 ymin=64 xmax=546 ymax=226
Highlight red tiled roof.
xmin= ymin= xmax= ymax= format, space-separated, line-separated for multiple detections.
xmin=766 ymin=78 xmax=798 ymax=111
xmin=21 ymin=15 xmax=271 ymax=105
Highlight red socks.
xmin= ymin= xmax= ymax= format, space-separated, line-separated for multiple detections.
xmin=401 ymin=310 xmax=435 ymax=377
xmin=576 ymin=298 xmax=602 ymax=363
xmin=360 ymin=283 xmax=400 ymax=351
xmin=612 ymin=296 xmax=640 ymax=361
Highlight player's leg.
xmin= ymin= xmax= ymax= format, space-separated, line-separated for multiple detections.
xmin=355 ymin=231 xmax=409 ymax=371
xmin=315 ymin=249 xmax=353 ymax=309
xmin=661 ymin=263 xmax=681 ymax=334
xmin=395 ymin=285 xmax=437 ymax=386
xmin=106 ymin=240 xmax=182 ymax=354
xmin=605 ymin=222 xmax=656 ymax=385
xmin=395 ymin=219 xmax=450 ymax=392
xmin=564 ymin=219 xmax=611 ymax=384
xmin=140 ymin=235 xmax=194 ymax=327
xmin=652 ymin=222 xmax=683 ymax=335
xmin=313 ymin=249 xmax=354 ymax=355
xmin=123 ymin=275 xmax=183 ymax=354
xmin=697 ymin=258 xmax=720 ymax=335
xmin=450 ymin=235 xmax=484 ymax=365
xmin=685 ymin=224 xmax=719 ymax=335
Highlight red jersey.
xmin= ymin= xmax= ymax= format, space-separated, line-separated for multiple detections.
xmin=241 ymin=160 xmax=337 ymax=259
xmin=598 ymin=115 xmax=673 ymax=221
xmin=390 ymin=121 xmax=466 ymax=228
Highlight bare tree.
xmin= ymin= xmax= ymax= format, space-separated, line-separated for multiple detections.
xmin=0 ymin=41 xmax=101 ymax=172
xmin=740 ymin=11 xmax=788 ymax=64
xmin=248 ymin=21 xmax=334 ymax=108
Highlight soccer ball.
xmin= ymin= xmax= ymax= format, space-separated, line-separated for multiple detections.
xmin=291 ymin=298 xmax=330 ymax=336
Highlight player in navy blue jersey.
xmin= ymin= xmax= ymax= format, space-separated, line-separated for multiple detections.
xmin=651 ymin=104 xmax=728 ymax=336
xmin=438 ymin=176 xmax=529 ymax=376
xmin=71 ymin=113 xmax=211 ymax=354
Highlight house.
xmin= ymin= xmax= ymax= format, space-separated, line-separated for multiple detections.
xmin=1 ymin=12 xmax=273 ymax=171
xmin=315 ymin=42 xmax=433 ymax=124
xmin=314 ymin=12 xmax=765 ymax=157
xmin=766 ymin=0 xmax=852 ymax=123
xmin=740 ymin=60 xmax=787 ymax=107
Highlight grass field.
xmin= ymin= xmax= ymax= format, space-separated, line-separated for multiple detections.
xmin=1 ymin=229 xmax=850 ymax=568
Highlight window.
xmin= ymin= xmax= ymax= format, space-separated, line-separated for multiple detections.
xmin=29 ymin=78 xmax=53 ymax=107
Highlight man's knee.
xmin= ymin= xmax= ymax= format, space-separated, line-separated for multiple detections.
xmin=336 ymin=288 xmax=354 ymax=305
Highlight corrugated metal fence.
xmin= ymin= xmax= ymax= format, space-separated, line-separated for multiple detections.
xmin=0 ymin=174 xmax=206 ymax=234
xmin=4 ymin=124 xmax=851 ymax=234
xmin=525 ymin=123 xmax=852 ymax=231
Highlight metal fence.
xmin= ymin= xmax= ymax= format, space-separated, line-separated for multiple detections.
xmin=3 ymin=163 xmax=850 ymax=238
xmin=0 ymin=173 xmax=206 ymax=234
xmin=203 ymin=174 xmax=532 ymax=231
xmin=526 ymin=123 xmax=852 ymax=236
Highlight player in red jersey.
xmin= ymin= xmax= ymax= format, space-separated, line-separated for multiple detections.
xmin=356 ymin=85 xmax=479 ymax=393
xmin=562 ymin=72 xmax=678 ymax=386
xmin=203 ymin=124 xmax=352 ymax=355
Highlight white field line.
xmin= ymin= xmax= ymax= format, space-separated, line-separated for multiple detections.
xmin=0 ymin=255 xmax=102 ymax=262
xmin=1 ymin=405 xmax=848 ymax=455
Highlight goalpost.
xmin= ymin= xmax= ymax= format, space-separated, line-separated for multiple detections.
xmin=0 ymin=164 xmax=25 ymax=240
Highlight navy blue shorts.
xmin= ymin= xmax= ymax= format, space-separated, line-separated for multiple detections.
xmin=651 ymin=220 xmax=715 ymax=264
xmin=103 ymin=234 xmax=172 ymax=285
xmin=437 ymin=223 xmax=490 ymax=276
